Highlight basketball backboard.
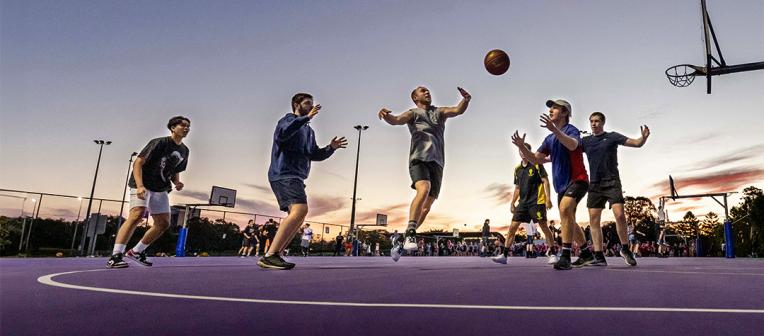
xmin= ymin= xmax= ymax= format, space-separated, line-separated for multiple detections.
xmin=209 ymin=186 xmax=236 ymax=208
xmin=376 ymin=214 xmax=388 ymax=226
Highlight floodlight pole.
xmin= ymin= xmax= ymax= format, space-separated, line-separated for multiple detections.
xmin=349 ymin=125 xmax=368 ymax=238
xmin=81 ymin=140 xmax=111 ymax=255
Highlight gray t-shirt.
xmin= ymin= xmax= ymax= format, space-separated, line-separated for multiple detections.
xmin=406 ymin=106 xmax=446 ymax=167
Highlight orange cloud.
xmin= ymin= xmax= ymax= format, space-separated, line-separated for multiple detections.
xmin=651 ymin=167 xmax=764 ymax=197
xmin=484 ymin=183 xmax=514 ymax=205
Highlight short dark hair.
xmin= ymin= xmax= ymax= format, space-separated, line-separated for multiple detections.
xmin=590 ymin=112 xmax=606 ymax=122
xmin=167 ymin=116 xmax=190 ymax=130
xmin=411 ymin=86 xmax=427 ymax=102
xmin=291 ymin=93 xmax=313 ymax=111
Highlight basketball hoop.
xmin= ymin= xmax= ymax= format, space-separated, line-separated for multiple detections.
xmin=665 ymin=64 xmax=705 ymax=87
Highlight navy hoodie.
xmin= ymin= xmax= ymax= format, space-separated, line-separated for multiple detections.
xmin=268 ymin=113 xmax=335 ymax=182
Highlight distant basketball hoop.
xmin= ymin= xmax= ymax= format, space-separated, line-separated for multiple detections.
xmin=209 ymin=186 xmax=236 ymax=208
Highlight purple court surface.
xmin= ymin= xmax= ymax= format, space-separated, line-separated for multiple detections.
xmin=1 ymin=256 xmax=763 ymax=336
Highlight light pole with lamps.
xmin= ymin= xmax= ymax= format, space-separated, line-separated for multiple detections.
xmin=349 ymin=125 xmax=368 ymax=251
xmin=80 ymin=139 xmax=111 ymax=255
xmin=117 ymin=152 xmax=139 ymax=231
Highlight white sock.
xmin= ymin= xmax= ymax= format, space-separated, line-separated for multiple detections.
xmin=132 ymin=241 xmax=149 ymax=253
xmin=113 ymin=244 xmax=126 ymax=255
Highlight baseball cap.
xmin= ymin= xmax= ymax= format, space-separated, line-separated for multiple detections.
xmin=545 ymin=99 xmax=572 ymax=116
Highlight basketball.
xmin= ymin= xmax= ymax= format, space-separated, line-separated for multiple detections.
xmin=484 ymin=49 xmax=510 ymax=76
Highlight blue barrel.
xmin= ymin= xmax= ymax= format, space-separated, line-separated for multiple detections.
xmin=176 ymin=227 xmax=188 ymax=257
xmin=723 ymin=220 xmax=734 ymax=258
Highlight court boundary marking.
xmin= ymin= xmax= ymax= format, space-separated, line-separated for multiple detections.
xmin=37 ymin=269 xmax=764 ymax=314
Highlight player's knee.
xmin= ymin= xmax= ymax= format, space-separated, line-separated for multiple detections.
xmin=127 ymin=208 xmax=145 ymax=222
xmin=296 ymin=206 xmax=309 ymax=217
xmin=155 ymin=221 xmax=170 ymax=232
xmin=414 ymin=181 xmax=431 ymax=194
xmin=560 ymin=205 xmax=576 ymax=217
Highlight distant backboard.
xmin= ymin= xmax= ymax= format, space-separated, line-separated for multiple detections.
xmin=376 ymin=214 xmax=388 ymax=226
xmin=669 ymin=175 xmax=679 ymax=199
xmin=209 ymin=186 xmax=236 ymax=208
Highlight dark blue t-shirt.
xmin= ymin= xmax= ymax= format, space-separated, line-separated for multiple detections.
xmin=581 ymin=131 xmax=628 ymax=184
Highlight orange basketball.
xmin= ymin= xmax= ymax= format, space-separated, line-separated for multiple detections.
xmin=484 ymin=49 xmax=510 ymax=76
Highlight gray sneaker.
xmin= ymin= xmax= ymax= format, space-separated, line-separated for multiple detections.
xmin=391 ymin=243 xmax=403 ymax=262
xmin=491 ymin=254 xmax=508 ymax=264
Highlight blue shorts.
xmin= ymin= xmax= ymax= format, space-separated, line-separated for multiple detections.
xmin=270 ymin=179 xmax=307 ymax=212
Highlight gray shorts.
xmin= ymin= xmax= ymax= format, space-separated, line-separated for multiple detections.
xmin=300 ymin=239 xmax=310 ymax=248
xmin=129 ymin=188 xmax=170 ymax=215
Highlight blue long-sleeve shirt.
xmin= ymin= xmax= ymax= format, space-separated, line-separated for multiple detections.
xmin=268 ymin=113 xmax=336 ymax=182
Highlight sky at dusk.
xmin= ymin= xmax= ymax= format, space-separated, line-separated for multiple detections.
xmin=2 ymin=0 xmax=763 ymax=235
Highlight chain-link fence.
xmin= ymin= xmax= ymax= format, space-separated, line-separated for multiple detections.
xmin=0 ymin=188 xmax=362 ymax=257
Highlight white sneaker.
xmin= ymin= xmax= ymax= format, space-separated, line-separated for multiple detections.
xmin=402 ymin=236 xmax=418 ymax=252
xmin=391 ymin=244 xmax=403 ymax=262
xmin=491 ymin=254 xmax=508 ymax=264
xmin=547 ymin=253 xmax=559 ymax=264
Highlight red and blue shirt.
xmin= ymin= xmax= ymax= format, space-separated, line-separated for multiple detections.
xmin=538 ymin=123 xmax=589 ymax=193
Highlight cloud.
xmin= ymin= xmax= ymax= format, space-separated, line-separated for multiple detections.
xmin=312 ymin=166 xmax=350 ymax=182
xmin=307 ymin=195 xmax=348 ymax=217
xmin=176 ymin=189 xmax=281 ymax=216
xmin=241 ymin=183 xmax=272 ymax=194
xmin=683 ymin=145 xmax=764 ymax=172
xmin=673 ymin=133 xmax=724 ymax=147
xmin=636 ymin=104 xmax=669 ymax=120
xmin=484 ymin=183 xmax=514 ymax=205
xmin=651 ymin=167 xmax=764 ymax=196
xmin=236 ymin=198 xmax=281 ymax=215
xmin=353 ymin=203 xmax=408 ymax=224
xmin=179 ymin=190 xmax=210 ymax=202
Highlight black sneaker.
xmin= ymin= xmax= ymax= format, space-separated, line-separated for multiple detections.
xmin=572 ymin=251 xmax=595 ymax=268
xmin=590 ymin=256 xmax=608 ymax=266
xmin=257 ymin=254 xmax=296 ymax=270
xmin=553 ymin=256 xmax=572 ymax=270
xmin=620 ymin=249 xmax=637 ymax=266
xmin=126 ymin=249 xmax=153 ymax=267
xmin=106 ymin=253 xmax=128 ymax=269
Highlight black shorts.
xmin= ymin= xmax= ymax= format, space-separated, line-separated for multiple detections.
xmin=409 ymin=160 xmax=443 ymax=199
xmin=587 ymin=180 xmax=625 ymax=209
xmin=512 ymin=204 xmax=547 ymax=223
xmin=557 ymin=180 xmax=588 ymax=205
xmin=241 ymin=238 xmax=251 ymax=247
xmin=270 ymin=178 xmax=307 ymax=212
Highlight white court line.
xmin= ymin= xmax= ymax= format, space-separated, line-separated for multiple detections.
xmin=606 ymin=268 xmax=764 ymax=276
xmin=37 ymin=269 xmax=764 ymax=314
